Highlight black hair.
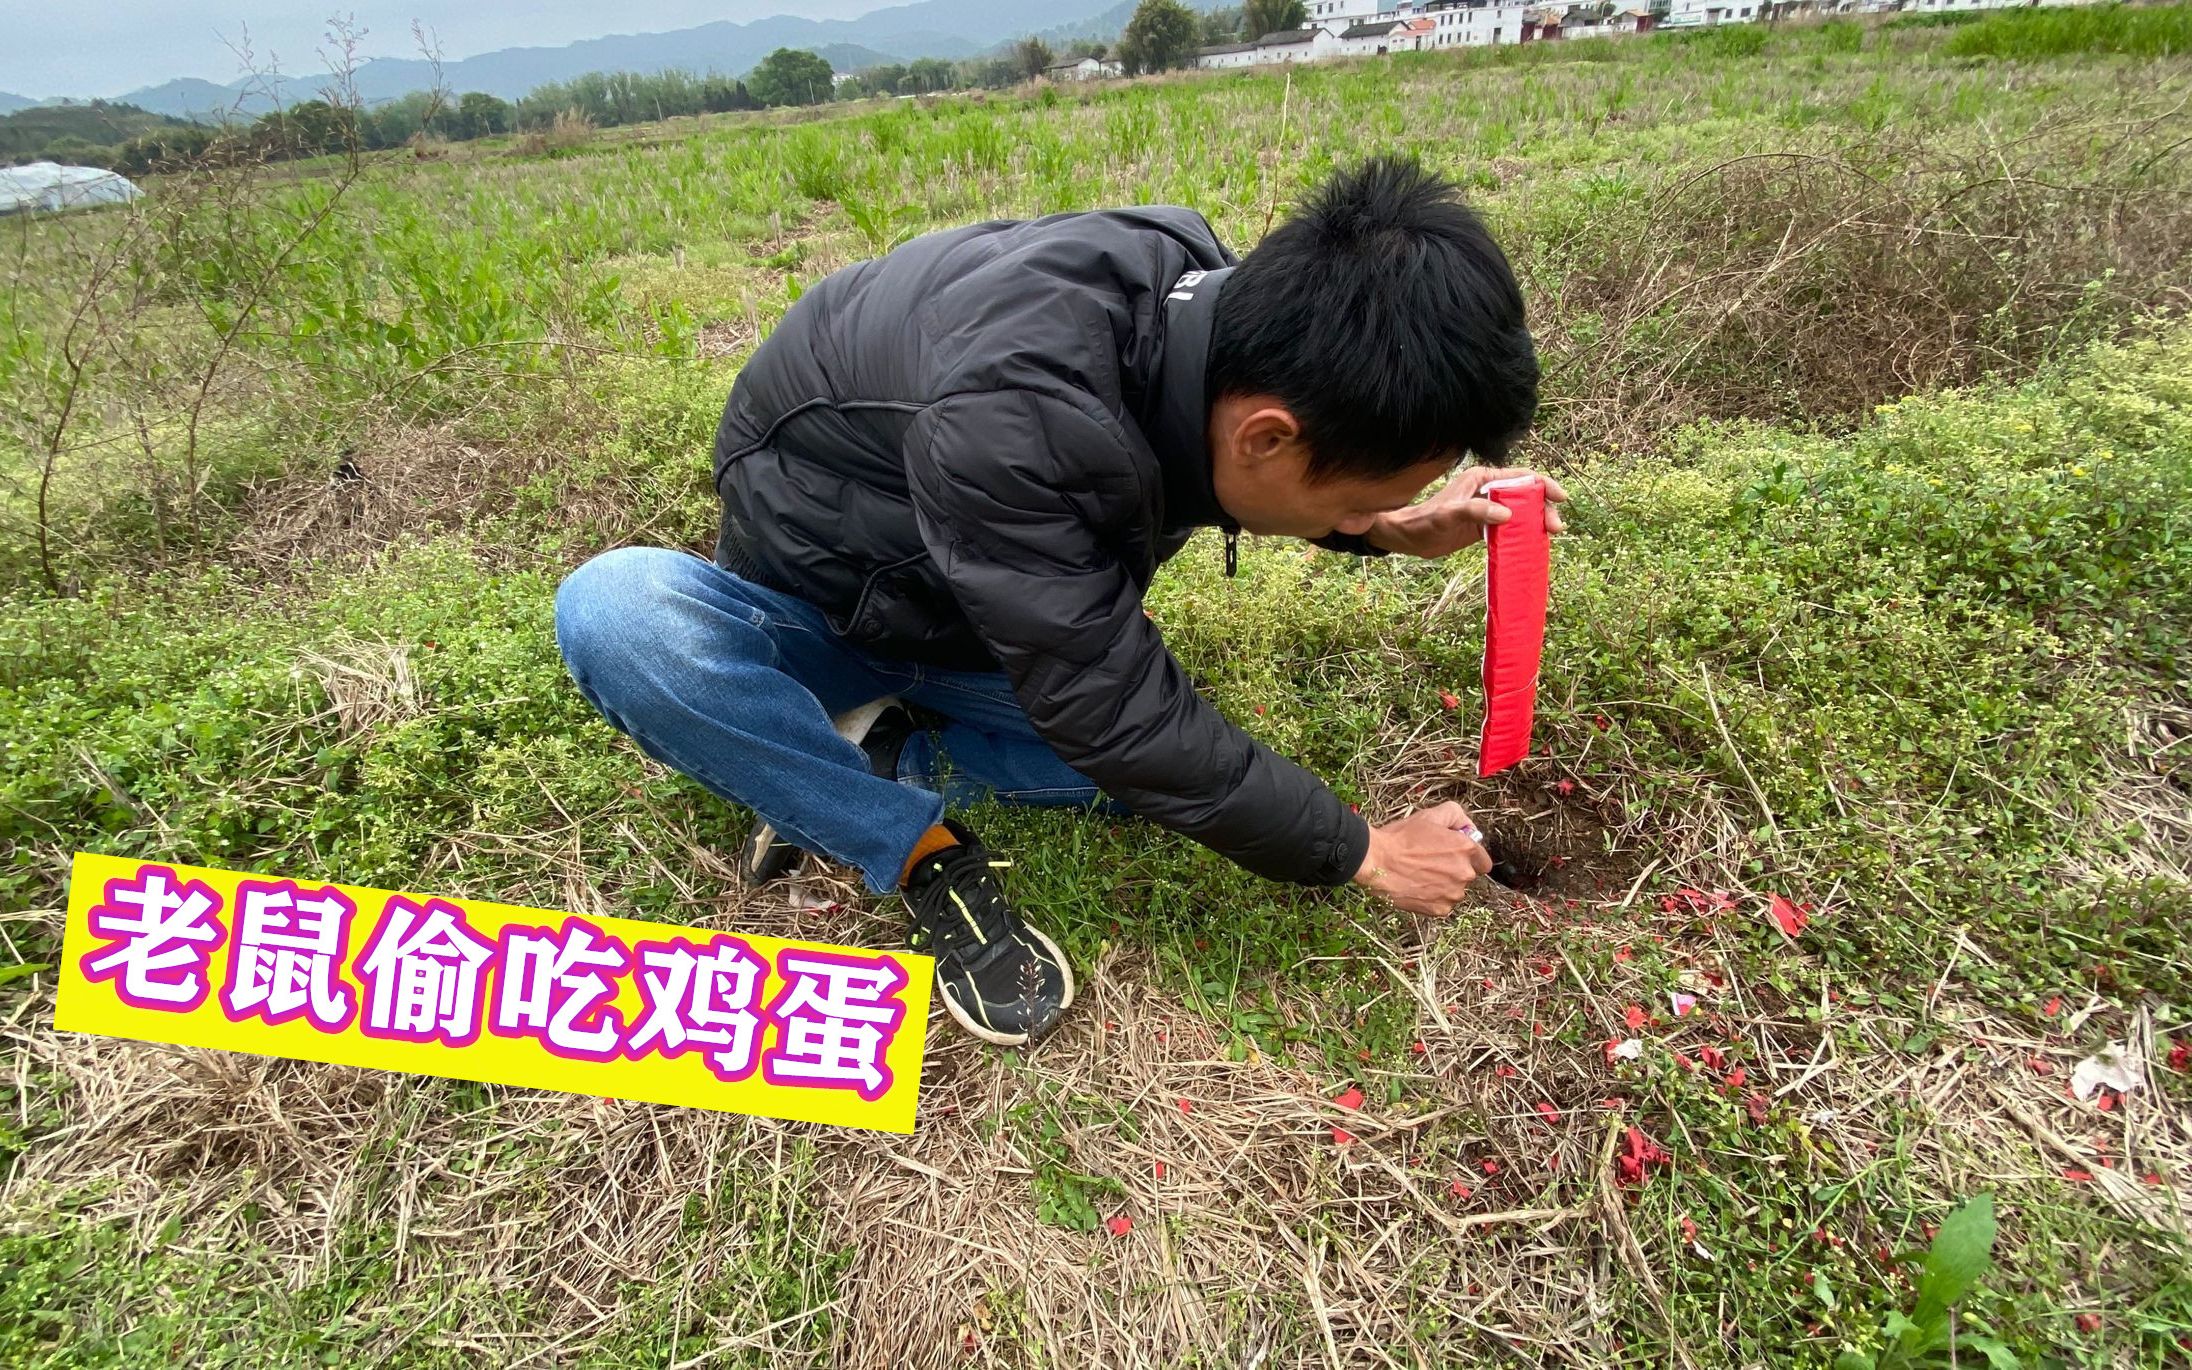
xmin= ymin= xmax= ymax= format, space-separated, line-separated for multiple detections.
xmin=1208 ymin=155 xmax=1539 ymax=481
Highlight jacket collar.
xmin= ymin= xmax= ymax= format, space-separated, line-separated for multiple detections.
xmin=1146 ymin=266 xmax=1237 ymax=532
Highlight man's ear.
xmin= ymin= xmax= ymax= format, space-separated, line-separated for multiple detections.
xmin=1233 ymin=403 xmax=1303 ymax=469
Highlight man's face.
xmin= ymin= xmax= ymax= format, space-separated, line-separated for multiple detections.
xmin=1209 ymin=395 xmax=1454 ymax=540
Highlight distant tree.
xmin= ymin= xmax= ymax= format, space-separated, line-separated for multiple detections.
xmin=359 ymin=90 xmax=437 ymax=148
xmin=1241 ymin=0 xmax=1308 ymax=39
xmin=1014 ymin=37 xmax=1056 ymax=80
xmin=904 ymin=56 xmax=956 ymax=93
xmin=454 ymin=92 xmax=512 ymax=138
xmin=1063 ymin=39 xmax=1110 ymax=61
xmin=699 ymin=74 xmax=758 ymax=112
xmin=1201 ymin=7 xmax=1245 ymax=43
xmin=747 ymin=48 xmax=837 ymax=106
xmin=38 ymin=135 xmax=114 ymax=168
xmin=112 ymin=125 xmax=215 ymax=176
xmin=835 ymin=63 xmax=901 ymax=99
xmin=252 ymin=99 xmax=353 ymax=157
xmin=1117 ymin=0 xmax=1200 ymax=73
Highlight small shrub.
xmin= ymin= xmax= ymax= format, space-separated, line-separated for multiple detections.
xmin=513 ymin=108 xmax=596 ymax=157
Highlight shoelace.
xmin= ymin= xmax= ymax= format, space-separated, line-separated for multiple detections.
xmin=908 ymin=851 xmax=1017 ymax=961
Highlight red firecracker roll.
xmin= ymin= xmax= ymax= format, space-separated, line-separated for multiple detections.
xmin=1478 ymin=475 xmax=1551 ymax=777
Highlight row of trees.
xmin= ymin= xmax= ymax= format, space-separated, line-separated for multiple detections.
xmin=93 ymin=69 xmax=770 ymax=176
xmin=512 ymin=69 xmax=762 ymax=126
xmin=829 ymin=35 xmax=1071 ymax=99
xmin=91 ymin=49 xmax=858 ymax=175
xmin=96 ymin=93 xmax=525 ymax=176
xmin=63 ymin=0 xmax=1328 ymax=179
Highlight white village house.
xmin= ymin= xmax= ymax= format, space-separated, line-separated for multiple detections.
xmin=1660 ymin=0 xmax=1756 ymax=25
xmin=1256 ymin=25 xmax=1348 ymax=62
xmin=1334 ymin=17 xmax=1437 ymax=56
xmin=1195 ymin=40 xmax=1266 ymax=69
xmin=1201 ymin=0 xmax=2099 ymax=68
xmin=1196 ymin=23 xmax=1347 ymax=68
xmin=1414 ymin=2 xmax=1535 ymax=49
xmin=1308 ymin=0 xmax=1388 ymax=22
xmin=1043 ymin=55 xmax=1125 ymax=80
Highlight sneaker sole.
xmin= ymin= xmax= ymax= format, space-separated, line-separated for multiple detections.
xmin=739 ymin=696 xmax=903 ymax=886
xmin=933 ymin=922 xmax=1077 ymax=1048
xmin=741 ymin=824 xmax=801 ymax=883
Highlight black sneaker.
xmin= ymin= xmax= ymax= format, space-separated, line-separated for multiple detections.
xmin=902 ymin=821 xmax=1074 ymax=1047
xmin=741 ymin=698 xmax=917 ymax=884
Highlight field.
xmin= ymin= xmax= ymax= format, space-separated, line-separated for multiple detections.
xmin=3 ymin=6 xmax=2191 ymax=1365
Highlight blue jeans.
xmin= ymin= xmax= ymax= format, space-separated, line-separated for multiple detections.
xmin=554 ymin=547 xmax=1115 ymax=893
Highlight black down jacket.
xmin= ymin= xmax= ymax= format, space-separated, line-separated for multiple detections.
xmin=711 ymin=205 xmax=1371 ymax=887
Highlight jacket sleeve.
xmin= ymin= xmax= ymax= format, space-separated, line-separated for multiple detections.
xmin=904 ymin=389 xmax=1370 ymax=887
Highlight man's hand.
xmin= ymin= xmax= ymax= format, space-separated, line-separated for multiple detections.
xmin=1352 ymin=802 xmax=1493 ymax=916
xmin=1366 ymin=466 xmax=1569 ymax=560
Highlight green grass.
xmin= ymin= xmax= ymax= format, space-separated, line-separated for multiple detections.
xmin=1944 ymin=2 xmax=2192 ymax=58
xmin=3 ymin=324 xmax=2184 ymax=1360
xmin=4 ymin=11 xmax=2191 ymax=1366
xmin=0 ymin=1125 xmax=850 ymax=1367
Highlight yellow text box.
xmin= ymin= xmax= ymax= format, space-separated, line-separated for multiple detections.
xmin=56 ymin=853 xmax=930 ymax=1133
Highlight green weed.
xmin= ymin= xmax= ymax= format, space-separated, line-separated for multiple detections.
xmin=1835 ymin=1194 xmax=2016 ymax=1370
xmin=1944 ymin=2 xmax=2192 ymax=59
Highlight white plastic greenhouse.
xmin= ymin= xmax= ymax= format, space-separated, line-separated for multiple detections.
xmin=0 ymin=161 xmax=144 ymax=215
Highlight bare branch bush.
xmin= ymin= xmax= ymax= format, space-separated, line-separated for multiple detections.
xmin=0 ymin=20 xmax=382 ymax=593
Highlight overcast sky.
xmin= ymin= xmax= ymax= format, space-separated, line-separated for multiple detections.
xmin=3 ymin=0 xmax=882 ymax=98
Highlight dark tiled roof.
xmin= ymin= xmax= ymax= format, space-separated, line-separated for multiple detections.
xmin=1340 ymin=19 xmax=1404 ymax=36
xmin=1256 ymin=27 xmax=1321 ymax=44
xmin=1197 ymin=41 xmax=1258 ymax=55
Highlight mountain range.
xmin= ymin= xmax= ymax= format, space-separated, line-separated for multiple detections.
xmin=23 ymin=0 xmax=1128 ymax=122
